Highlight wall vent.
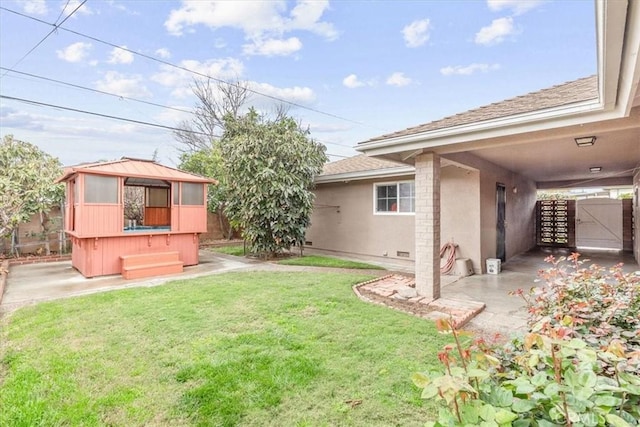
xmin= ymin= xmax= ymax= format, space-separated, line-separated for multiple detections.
xmin=305 ymin=241 xmax=313 ymax=246
xmin=397 ymin=251 xmax=410 ymax=258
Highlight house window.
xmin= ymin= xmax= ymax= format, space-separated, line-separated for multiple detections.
xmin=182 ymin=183 xmax=204 ymax=205
xmin=375 ymin=181 xmax=415 ymax=213
xmin=173 ymin=182 xmax=180 ymax=205
xmin=84 ymin=174 xmax=118 ymax=204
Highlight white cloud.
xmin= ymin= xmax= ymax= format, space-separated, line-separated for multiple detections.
xmin=107 ymin=46 xmax=134 ymax=64
xmin=475 ymin=17 xmax=516 ymax=45
xmin=155 ymin=48 xmax=171 ymax=59
xmin=165 ymin=0 xmax=337 ymax=56
xmin=151 ymin=58 xmax=245 ymax=98
xmin=487 ymin=0 xmax=544 ymax=15
xmin=95 ymin=71 xmax=151 ymax=98
xmin=22 ymin=0 xmax=47 ymax=15
xmin=249 ymin=81 xmax=316 ymax=105
xmin=342 ymin=74 xmax=364 ymax=89
xmin=243 ymin=37 xmax=302 ymax=56
xmin=440 ymin=63 xmax=501 ymax=76
xmin=386 ymin=72 xmax=412 ymax=87
xmin=402 ymin=19 xmax=432 ymax=48
xmin=56 ymin=42 xmax=92 ymax=63
xmin=64 ymin=0 xmax=93 ymax=17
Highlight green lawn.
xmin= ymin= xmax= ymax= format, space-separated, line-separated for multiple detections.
xmin=210 ymin=245 xmax=246 ymax=256
xmin=278 ymin=255 xmax=385 ymax=270
xmin=211 ymin=245 xmax=384 ymax=270
xmin=0 ymin=271 xmax=448 ymax=426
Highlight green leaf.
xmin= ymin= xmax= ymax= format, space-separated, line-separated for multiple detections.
xmin=467 ymin=368 xmax=491 ymax=381
xmin=594 ymin=395 xmax=622 ymax=407
xmin=511 ymin=397 xmax=537 ymax=413
xmin=478 ymin=403 xmax=496 ymax=421
xmin=421 ymin=383 xmax=439 ymax=400
xmin=605 ymin=413 xmax=632 ymax=427
xmin=486 ymin=387 xmax=513 ymax=408
xmin=494 ymin=408 xmax=518 ymax=424
xmin=579 ymin=412 xmax=601 ymax=427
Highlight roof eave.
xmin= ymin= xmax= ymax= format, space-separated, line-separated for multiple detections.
xmin=316 ymin=166 xmax=415 ymax=184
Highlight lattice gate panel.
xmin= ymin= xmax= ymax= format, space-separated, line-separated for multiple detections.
xmin=536 ymin=200 xmax=576 ymax=248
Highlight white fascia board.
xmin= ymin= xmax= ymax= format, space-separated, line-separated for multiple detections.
xmin=315 ymin=167 xmax=415 ymax=184
xmin=356 ymin=98 xmax=604 ymax=154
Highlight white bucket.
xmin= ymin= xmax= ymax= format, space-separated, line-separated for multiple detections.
xmin=486 ymin=258 xmax=501 ymax=274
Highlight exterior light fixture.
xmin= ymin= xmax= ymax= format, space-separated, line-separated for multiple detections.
xmin=589 ymin=166 xmax=602 ymax=173
xmin=575 ymin=136 xmax=596 ymax=147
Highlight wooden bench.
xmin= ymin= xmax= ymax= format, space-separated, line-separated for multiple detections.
xmin=120 ymin=251 xmax=183 ymax=280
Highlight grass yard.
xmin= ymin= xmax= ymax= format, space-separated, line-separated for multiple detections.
xmin=278 ymin=255 xmax=385 ymax=270
xmin=211 ymin=246 xmax=383 ymax=270
xmin=0 ymin=271 xmax=448 ymax=426
xmin=210 ymin=245 xmax=246 ymax=256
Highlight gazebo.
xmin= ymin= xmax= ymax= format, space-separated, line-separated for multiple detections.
xmin=56 ymin=158 xmax=216 ymax=279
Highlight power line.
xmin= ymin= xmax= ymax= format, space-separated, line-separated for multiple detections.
xmin=0 ymin=1 xmax=87 ymax=78
xmin=0 ymin=5 xmax=385 ymax=132
xmin=1 ymin=67 xmax=194 ymax=115
xmin=1 ymin=67 xmax=358 ymax=150
xmin=0 ymin=94 xmax=353 ymax=159
xmin=1 ymin=94 xmax=209 ymax=136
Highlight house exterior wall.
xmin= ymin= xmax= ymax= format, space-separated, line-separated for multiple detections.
xmin=307 ymin=179 xmax=415 ymax=263
xmin=307 ymin=167 xmax=484 ymax=271
xmin=447 ymin=152 xmax=537 ymax=269
xmin=440 ymin=166 xmax=482 ymax=271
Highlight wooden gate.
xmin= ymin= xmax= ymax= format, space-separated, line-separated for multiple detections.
xmin=576 ymin=198 xmax=623 ymax=250
xmin=536 ymin=200 xmax=576 ymax=247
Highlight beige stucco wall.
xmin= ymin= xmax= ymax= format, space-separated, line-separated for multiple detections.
xmin=307 ymin=179 xmax=415 ymax=263
xmin=307 ymin=152 xmax=536 ymax=273
xmin=447 ymin=152 xmax=537 ymax=268
xmin=307 ymin=167 xmax=484 ymax=270
xmin=440 ymin=165 xmax=482 ymax=270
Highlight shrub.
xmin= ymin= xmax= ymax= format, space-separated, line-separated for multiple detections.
xmin=413 ymin=254 xmax=640 ymax=426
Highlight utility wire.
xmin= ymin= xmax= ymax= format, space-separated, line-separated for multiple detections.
xmin=1 ymin=67 xmax=194 ymax=115
xmin=0 ymin=68 xmax=358 ymax=150
xmin=0 ymin=5 xmax=384 ymax=132
xmin=1 ymin=94 xmax=353 ymax=159
xmin=0 ymin=1 xmax=87 ymax=78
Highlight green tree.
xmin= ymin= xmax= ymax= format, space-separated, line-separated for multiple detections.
xmin=0 ymin=135 xmax=64 ymax=252
xmin=220 ymin=109 xmax=327 ymax=258
xmin=179 ymin=147 xmax=233 ymax=239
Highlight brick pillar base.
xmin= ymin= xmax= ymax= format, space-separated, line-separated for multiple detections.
xmin=414 ymin=152 xmax=440 ymax=300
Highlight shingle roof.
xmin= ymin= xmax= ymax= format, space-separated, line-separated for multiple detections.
xmin=321 ymin=154 xmax=411 ymax=176
xmin=364 ymin=75 xmax=598 ymax=142
xmin=57 ymin=157 xmax=216 ymax=183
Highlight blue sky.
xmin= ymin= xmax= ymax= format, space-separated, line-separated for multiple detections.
xmin=0 ymin=0 xmax=596 ymax=167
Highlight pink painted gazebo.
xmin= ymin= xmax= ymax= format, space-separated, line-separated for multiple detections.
xmin=56 ymin=158 xmax=216 ymax=278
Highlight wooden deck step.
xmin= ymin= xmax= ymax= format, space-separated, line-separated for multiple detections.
xmin=120 ymin=252 xmax=183 ymax=280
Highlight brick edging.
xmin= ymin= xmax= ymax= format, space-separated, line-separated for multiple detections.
xmin=8 ymin=254 xmax=72 ymax=266
xmin=0 ymin=260 xmax=8 ymax=306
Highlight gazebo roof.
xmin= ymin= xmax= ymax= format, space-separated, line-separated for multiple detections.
xmin=57 ymin=157 xmax=216 ymax=184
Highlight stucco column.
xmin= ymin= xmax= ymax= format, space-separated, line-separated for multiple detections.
xmin=415 ymin=152 xmax=441 ymax=300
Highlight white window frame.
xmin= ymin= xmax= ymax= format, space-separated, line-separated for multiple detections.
xmin=373 ymin=180 xmax=415 ymax=215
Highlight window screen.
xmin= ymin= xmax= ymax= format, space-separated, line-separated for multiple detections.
xmin=84 ymin=174 xmax=118 ymax=204
xmin=375 ymin=181 xmax=414 ymax=213
xmin=182 ymin=183 xmax=204 ymax=205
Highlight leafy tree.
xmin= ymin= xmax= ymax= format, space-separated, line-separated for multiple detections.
xmin=220 ymin=109 xmax=327 ymax=258
xmin=179 ymin=148 xmax=234 ymax=239
xmin=0 ymin=135 xmax=64 ymax=253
